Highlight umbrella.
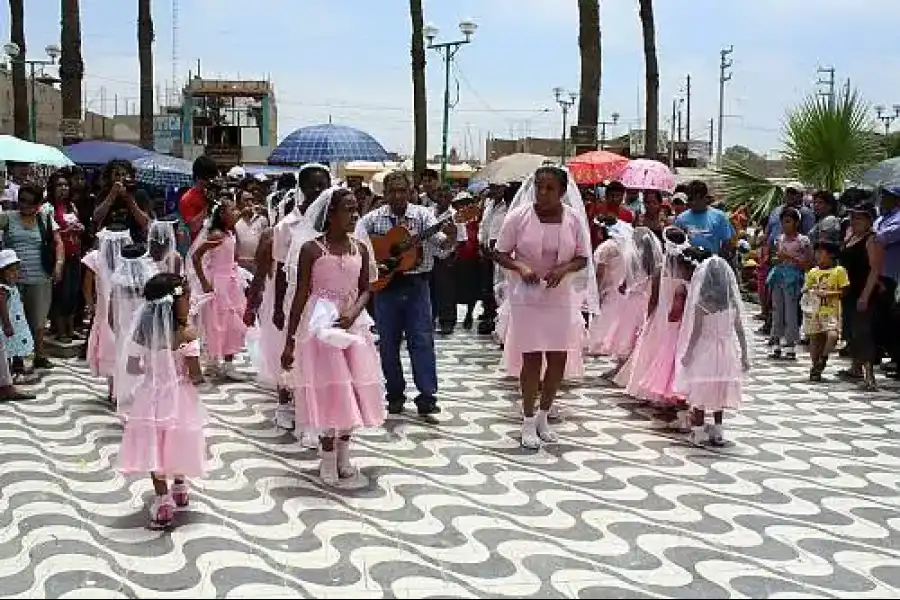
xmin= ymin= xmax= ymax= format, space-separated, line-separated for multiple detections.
xmin=471 ymin=153 xmax=555 ymax=185
xmin=0 ymin=135 xmax=74 ymax=167
xmin=268 ymin=124 xmax=389 ymax=165
xmin=63 ymin=140 xmax=153 ymax=165
xmin=858 ymin=157 xmax=900 ymax=188
xmin=566 ymin=150 xmax=629 ymax=185
xmin=132 ymin=154 xmax=194 ymax=188
xmin=617 ymin=158 xmax=676 ymax=192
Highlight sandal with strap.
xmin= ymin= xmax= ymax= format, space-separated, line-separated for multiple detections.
xmin=149 ymin=494 xmax=176 ymax=530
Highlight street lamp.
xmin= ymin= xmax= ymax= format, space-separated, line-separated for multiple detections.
xmin=4 ymin=42 xmax=61 ymax=142
xmin=553 ymin=87 xmax=577 ymax=163
xmin=425 ymin=18 xmax=477 ymax=184
xmin=598 ymin=111 xmax=619 ymax=150
xmin=875 ymin=104 xmax=900 ymax=136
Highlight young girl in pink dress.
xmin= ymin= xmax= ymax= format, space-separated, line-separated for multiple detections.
xmin=494 ymin=167 xmax=599 ymax=449
xmin=281 ymin=187 xmax=384 ymax=484
xmin=188 ymin=200 xmax=247 ymax=379
xmin=614 ymin=227 xmax=688 ymax=404
xmin=118 ymin=273 xmax=206 ymax=529
xmin=148 ymin=216 xmax=183 ymax=275
xmin=673 ymin=255 xmax=751 ymax=447
xmin=82 ymin=224 xmax=132 ymax=403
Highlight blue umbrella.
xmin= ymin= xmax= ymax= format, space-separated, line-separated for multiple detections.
xmin=268 ymin=124 xmax=389 ymax=165
xmin=63 ymin=140 xmax=153 ymax=165
xmin=132 ymin=154 xmax=194 ymax=188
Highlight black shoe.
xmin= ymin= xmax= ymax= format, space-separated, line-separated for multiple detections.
xmin=477 ymin=320 xmax=495 ymax=335
xmin=33 ymin=357 xmax=54 ymax=370
xmin=386 ymin=394 xmax=406 ymax=415
xmin=415 ymin=399 xmax=440 ymax=424
xmin=438 ymin=323 xmax=455 ymax=335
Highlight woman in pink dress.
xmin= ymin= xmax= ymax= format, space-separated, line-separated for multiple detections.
xmin=281 ymin=187 xmax=384 ymax=484
xmin=494 ymin=167 xmax=599 ymax=449
xmin=82 ymin=224 xmax=131 ymax=403
xmin=187 ymin=200 xmax=247 ymax=379
xmin=118 ymin=272 xmax=206 ymax=529
xmin=673 ymin=255 xmax=751 ymax=447
xmin=615 ymin=227 xmax=689 ymax=406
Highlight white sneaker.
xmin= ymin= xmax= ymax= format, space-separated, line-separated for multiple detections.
xmin=521 ymin=416 xmax=541 ymax=449
xmin=274 ymin=403 xmax=295 ymax=430
xmin=671 ymin=409 xmax=692 ymax=433
xmin=299 ymin=429 xmax=319 ymax=450
xmin=689 ymin=425 xmax=709 ymax=447
xmin=319 ymin=450 xmax=338 ymax=485
xmin=707 ymin=423 xmax=726 ymax=447
xmin=535 ymin=409 xmax=558 ymax=443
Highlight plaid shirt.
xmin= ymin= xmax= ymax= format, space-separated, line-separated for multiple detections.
xmin=355 ymin=203 xmax=448 ymax=275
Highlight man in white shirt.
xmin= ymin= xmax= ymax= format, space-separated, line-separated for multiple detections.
xmin=1 ymin=161 xmax=32 ymax=209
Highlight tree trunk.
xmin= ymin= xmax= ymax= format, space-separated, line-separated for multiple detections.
xmin=638 ymin=0 xmax=659 ymax=159
xmin=575 ymin=0 xmax=601 ymax=156
xmin=8 ymin=0 xmax=28 ymax=139
xmin=409 ymin=0 xmax=427 ymax=176
xmin=137 ymin=0 xmax=154 ymax=150
xmin=60 ymin=0 xmax=84 ymax=145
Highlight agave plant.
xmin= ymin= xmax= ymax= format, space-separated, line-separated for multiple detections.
xmin=721 ymin=87 xmax=882 ymax=219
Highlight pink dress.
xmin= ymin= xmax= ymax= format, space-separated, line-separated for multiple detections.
xmin=194 ymin=233 xmax=247 ymax=358
xmin=614 ymin=276 xmax=686 ymax=403
xmin=495 ymin=203 xmax=588 ymax=376
xmin=255 ymin=271 xmax=283 ymax=388
xmin=118 ymin=339 xmax=206 ymax=476
xmin=674 ymin=308 xmax=743 ymax=411
xmin=82 ymin=250 xmax=115 ymax=377
xmin=283 ymin=239 xmax=385 ymax=432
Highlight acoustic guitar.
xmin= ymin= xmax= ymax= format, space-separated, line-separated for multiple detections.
xmin=370 ymin=201 xmax=480 ymax=292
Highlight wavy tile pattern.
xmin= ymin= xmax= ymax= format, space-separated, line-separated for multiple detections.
xmin=1 ymin=321 xmax=899 ymax=599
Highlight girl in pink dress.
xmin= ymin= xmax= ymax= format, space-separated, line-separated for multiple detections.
xmin=281 ymin=188 xmax=384 ymax=484
xmin=614 ymin=227 xmax=687 ymax=404
xmin=148 ymin=216 xmax=183 ymax=275
xmin=118 ymin=273 xmax=206 ymax=529
xmin=673 ymin=255 xmax=751 ymax=447
xmin=82 ymin=225 xmax=132 ymax=403
xmin=494 ymin=167 xmax=599 ymax=449
xmin=188 ymin=200 xmax=248 ymax=379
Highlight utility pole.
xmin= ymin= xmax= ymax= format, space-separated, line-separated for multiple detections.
xmin=669 ymin=98 xmax=677 ymax=167
xmin=685 ymin=74 xmax=692 ymax=144
xmin=817 ymin=66 xmax=835 ymax=109
xmin=716 ymin=45 xmax=733 ymax=168
xmin=553 ymin=87 xmax=577 ymax=163
xmin=708 ymin=118 xmax=714 ymax=160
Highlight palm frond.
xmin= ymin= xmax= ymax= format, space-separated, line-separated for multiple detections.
xmin=719 ymin=159 xmax=783 ymax=222
xmin=782 ymin=89 xmax=882 ymax=190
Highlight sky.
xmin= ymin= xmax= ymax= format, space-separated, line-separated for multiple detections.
xmin=8 ymin=0 xmax=899 ymax=161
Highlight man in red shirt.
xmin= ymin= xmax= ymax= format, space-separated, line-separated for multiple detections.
xmin=603 ymin=181 xmax=635 ymax=223
xmin=179 ymin=155 xmax=219 ymax=241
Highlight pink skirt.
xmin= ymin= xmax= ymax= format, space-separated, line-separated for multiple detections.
xmin=284 ymin=328 xmax=385 ymax=432
xmin=683 ymin=381 xmax=743 ymax=412
xmin=118 ymin=381 xmax=207 ymax=477
xmin=587 ymin=290 xmax=649 ymax=358
xmin=198 ymin=276 xmax=247 ymax=359
xmin=254 ymin=278 xmax=285 ymax=387
xmin=87 ymin=316 xmax=116 ymax=378
xmin=617 ymin=318 xmax=684 ymax=404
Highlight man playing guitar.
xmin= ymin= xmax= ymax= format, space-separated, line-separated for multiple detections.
xmin=355 ymin=171 xmax=456 ymax=423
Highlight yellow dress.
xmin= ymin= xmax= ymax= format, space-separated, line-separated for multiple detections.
xmin=803 ymin=266 xmax=849 ymax=335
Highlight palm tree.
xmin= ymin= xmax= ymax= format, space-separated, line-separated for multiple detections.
xmin=60 ymin=0 xmax=84 ymax=145
xmin=637 ymin=0 xmax=659 ymax=159
xmin=8 ymin=0 xmax=28 ymax=139
xmin=575 ymin=0 xmax=601 ymax=156
xmin=137 ymin=0 xmax=154 ymax=150
xmin=722 ymin=88 xmax=882 ymax=221
xmin=409 ymin=0 xmax=427 ymax=176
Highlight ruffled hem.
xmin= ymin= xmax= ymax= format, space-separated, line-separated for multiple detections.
xmin=118 ymin=423 xmax=207 ymax=476
xmin=682 ymin=381 xmax=743 ymax=411
xmin=292 ymin=381 xmax=386 ymax=431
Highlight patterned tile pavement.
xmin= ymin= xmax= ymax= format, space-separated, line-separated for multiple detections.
xmin=2 ymin=319 xmax=900 ymax=599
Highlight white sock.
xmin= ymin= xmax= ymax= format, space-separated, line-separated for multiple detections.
xmin=336 ymin=438 xmax=358 ymax=478
xmin=319 ymin=449 xmax=338 ymax=484
xmin=521 ymin=416 xmax=540 ymax=449
xmin=535 ymin=409 xmax=559 ymax=443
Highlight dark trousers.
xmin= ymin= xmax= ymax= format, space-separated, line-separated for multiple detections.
xmin=479 ymin=256 xmax=497 ymax=319
xmin=430 ymin=257 xmax=458 ymax=328
xmin=373 ymin=274 xmax=438 ymax=407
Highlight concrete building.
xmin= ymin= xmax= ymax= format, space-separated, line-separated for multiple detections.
xmin=179 ymin=77 xmax=277 ymax=168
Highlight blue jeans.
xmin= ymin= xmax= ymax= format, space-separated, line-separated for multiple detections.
xmin=373 ymin=274 xmax=438 ymax=408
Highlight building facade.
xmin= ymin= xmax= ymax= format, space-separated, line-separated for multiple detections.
xmin=180 ymin=77 xmax=277 ymax=168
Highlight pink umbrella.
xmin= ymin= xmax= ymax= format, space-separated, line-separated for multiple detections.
xmin=567 ymin=150 xmax=629 ymax=185
xmin=617 ymin=159 xmax=676 ymax=192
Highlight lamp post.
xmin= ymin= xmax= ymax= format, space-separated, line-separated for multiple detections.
xmin=875 ymin=104 xmax=900 ymax=136
xmin=553 ymin=87 xmax=576 ymax=163
xmin=4 ymin=42 xmax=61 ymax=142
xmin=598 ymin=111 xmax=619 ymax=150
xmin=424 ymin=19 xmax=477 ymax=184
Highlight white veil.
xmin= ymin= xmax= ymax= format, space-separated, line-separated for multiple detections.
xmin=97 ymin=226 xmax=133 ymax=281
xmin=148 ymin=217 xmax=179 ymax=273
xmin=674 ymin=255 xmax=749 ymax=389
xmin=284 ymin=186 xmax=378 ymax=285
xmin=625 ymin=226 xmax=664 ymax=293
xmin=503 ymin=167 xmax=600 ymax=314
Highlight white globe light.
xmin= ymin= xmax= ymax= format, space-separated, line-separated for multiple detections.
xmin=459 ymin=19 xmax=477 ymax=37
xmin=423 ymin=23 xmax=439 ymax=42
xmin=3 ymin=42 xmax=21 ymax=58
